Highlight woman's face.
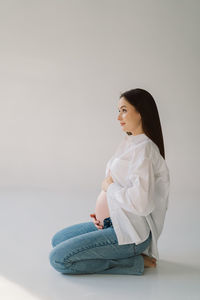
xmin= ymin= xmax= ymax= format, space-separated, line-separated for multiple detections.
xmin=117 ymin=97 xmax=144 ymax=135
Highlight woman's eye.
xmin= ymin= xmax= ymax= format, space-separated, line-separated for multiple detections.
xmin=118 ymin=109 xmax=127 ymax=112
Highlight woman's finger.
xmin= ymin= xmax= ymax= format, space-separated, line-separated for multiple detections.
xmin=91 ymin=216 xmax=98 ymax=222
xmin=95 ymin=221 xmax=103 ymax=228
xmin=90 ymin=214 xmax=102 ymax=224
xmin=95 ymin=224 xmax=103 ymax=229
xmin=91 ymin=217 xmax=99 ymax=225
xmin=90 ymin=214 xmax=103 ymax=228
xmin=92 ymin=219 xmax=103 ymax=229
xmin=97 ymin=225 xmax=103 ymax=229
xmin=90 ymin=214 xmax=97 ymax=220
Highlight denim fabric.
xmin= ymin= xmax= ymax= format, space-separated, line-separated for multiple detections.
xmin=103 ymin=217 xmax=113 ymax=228
xmin=49 ymin=217 xmax=152 ymax=275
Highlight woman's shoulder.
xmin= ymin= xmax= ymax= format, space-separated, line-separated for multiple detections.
xmin=132 ymin=139 xmax=153 ymax=159
xmin=132 ymin=139 xmax=166 ymax=166
xmin=147 ymin=140 xmax=170 ymax=177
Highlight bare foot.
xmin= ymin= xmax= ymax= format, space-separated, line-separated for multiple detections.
xmin=142 ymin=254 xmax=157 ymax=268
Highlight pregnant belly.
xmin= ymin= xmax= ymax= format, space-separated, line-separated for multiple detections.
xmin=95 ymin=190 xmax=110 ymax=226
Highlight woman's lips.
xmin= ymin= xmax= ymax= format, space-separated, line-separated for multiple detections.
xmin=120 ymin=123 xmax=125 ymax=126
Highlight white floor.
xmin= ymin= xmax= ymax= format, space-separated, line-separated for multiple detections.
xmin=0 ymin=187 xmax=199 ymax=300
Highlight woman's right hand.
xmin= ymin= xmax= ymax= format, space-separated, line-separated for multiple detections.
xmin=90 ymin=213 xmax=104 ymax=229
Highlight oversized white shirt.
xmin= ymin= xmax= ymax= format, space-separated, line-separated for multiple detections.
xmin=105 ymin=133 xmax=170 ymax=260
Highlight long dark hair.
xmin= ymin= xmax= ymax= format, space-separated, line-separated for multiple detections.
xmin=120 ymin=88 xmax=165 ymax=159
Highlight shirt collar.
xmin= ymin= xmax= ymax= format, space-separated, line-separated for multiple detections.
xmin=125 ymin=133 xmax=149 ymax=144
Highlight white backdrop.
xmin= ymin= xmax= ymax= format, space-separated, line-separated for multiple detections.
xmin=0 ymin=1 xmax=199 ymax=300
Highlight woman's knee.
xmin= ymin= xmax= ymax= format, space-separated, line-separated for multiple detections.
xmin=51 ymin=231 xmax=61 ymax=248
xmin=49 ymin=247 xmax=77 ymax=274
xmin=50 ymin=221 xmax=97 ymax=248
xmin=50 ymin=225 xmax=75 ymax=248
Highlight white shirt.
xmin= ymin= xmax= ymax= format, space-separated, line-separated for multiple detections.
xmin=105 ymin=133 xmax=170 ymax=260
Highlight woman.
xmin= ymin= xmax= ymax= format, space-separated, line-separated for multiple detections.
xmin=49 ymin=88 xmax=170 ymax=275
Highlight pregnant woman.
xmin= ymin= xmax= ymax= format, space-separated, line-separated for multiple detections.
xmin=49 ymin=88 xmax=170 ymax=275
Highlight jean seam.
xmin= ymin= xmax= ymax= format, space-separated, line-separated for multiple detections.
xmin=64 ymin=241 xmax=119 ymax=272
xmin=134 ymin=243 xmax=136 ymax=254
xmin=64 ymin=240 xmax=137 ymax=272
xmin=63 ymin=240 xmax=118 ymax=261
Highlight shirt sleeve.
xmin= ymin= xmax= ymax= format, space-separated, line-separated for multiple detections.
xmin=106 ymin=156 xmax=155 ymax=217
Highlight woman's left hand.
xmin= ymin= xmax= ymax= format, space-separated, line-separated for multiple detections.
xmin=101 ymin=170 xmax=114 ymax=192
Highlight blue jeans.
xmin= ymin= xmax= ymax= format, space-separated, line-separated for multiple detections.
xmin=49 ymin=217 xmax=152 ymax=275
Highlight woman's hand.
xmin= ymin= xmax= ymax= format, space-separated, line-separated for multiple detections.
xmin=101 ymin=170 xmax=114 ymax=192
xmin=90 ymin=213 xmax=103 ymax=229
